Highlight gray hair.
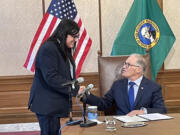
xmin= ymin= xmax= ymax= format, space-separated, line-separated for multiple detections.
xmin=131 ymin=53 xmax=147 ymax=73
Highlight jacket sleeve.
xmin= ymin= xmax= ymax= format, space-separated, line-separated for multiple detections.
xmin=86 ymin=85 xmax=115 ymax=111
xmin=146 ymin=85 xmax=167 ymax=114
xmin=37 ymin=44 xmax=71 ymax=95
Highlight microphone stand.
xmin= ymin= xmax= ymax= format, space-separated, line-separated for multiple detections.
xmin=80 ymin=93 xmax=97 ymax=127
xmin=66 ymin=84 xmax=82 ymax=126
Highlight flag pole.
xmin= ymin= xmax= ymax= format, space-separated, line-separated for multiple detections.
xmin=42 ymin=0 xmax=45 ymax=15
xmin=98 ymin=0 xmax=102 ymax=56
xmin=156 ymin=0 xmax=164 ymax=72
xmin=156 ymin=0 xmax=163 ymax=10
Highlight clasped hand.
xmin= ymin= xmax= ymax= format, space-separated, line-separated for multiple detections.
xmin=127 ymin=110 xmax=144 ymax=116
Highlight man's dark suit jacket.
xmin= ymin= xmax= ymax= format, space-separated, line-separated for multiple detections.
xmin=86 ymin=77 xmax=167 ymax=115
xmin=28 ymin=41 xmax=77 ymax=117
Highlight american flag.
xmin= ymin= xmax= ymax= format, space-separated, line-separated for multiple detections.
xmin=24 ymin=0 xmax=92 ymax=78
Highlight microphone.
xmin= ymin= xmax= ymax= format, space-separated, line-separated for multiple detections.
xmin=62 ymin=77 xmax=84 ymax=86
xmin=77 ymin=84 xmax=94 ymax=98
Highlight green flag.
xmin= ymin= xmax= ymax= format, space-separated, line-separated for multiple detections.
xmin=111 ymin=0 xmax=176 ymax=80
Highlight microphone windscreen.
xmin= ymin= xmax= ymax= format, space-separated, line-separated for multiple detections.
xmin=87 ymin=84 xmax=94 ymax=89
xmin=77 ymin=77 xmax=84 ymax=83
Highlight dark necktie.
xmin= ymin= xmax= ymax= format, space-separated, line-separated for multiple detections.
xmin=128 ymin=82 xmax=136 ymax=111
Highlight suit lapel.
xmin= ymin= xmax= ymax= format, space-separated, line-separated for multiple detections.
xmin=122 ymin=79 xmax=131 ymax=109
xmin=134 ymin=77 xmax=147 ymax=107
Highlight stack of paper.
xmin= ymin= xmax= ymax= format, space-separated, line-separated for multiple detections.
xmin=113 ymin=115 xmax=148 ymax=123
xmin=114 ymin=113 xmax=173 ymax=123
xmin=138 ymin=113 xmax=173 ymax=121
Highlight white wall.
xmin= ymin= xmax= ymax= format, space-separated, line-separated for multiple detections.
xmin=0 ymin=0 xmax=179 ymax=76
xmin=164 ymin=0 xmax=180 ymax=69
xmin=0 ymin=0 xmax=42 ymax=75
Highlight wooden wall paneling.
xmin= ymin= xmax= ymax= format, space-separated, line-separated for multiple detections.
xmin=0 ymin=73 xmax=100 ymax=124
xmin=157 ymin=70 xmax=180 ymax=113
xmin=1 ymin=70 xmax=180 ymax=123
xmin=0 ymin=75 xmax=37 ymax=124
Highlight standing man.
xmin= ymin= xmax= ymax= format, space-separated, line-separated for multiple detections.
xmin=79 ymin=54 xmax=167 ymax=116
xmin=28 ymin=19 xmax=83 ymax=135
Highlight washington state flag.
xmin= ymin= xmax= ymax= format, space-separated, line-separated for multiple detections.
xmin=111 ymin=0 xmax=176 ymax=80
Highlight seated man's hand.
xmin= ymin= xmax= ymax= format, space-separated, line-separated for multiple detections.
xmin=127 ymin=110 xmax=144 ymax=116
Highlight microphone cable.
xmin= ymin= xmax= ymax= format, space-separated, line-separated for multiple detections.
xmin=59 ymin=94 xmax=84 ymax=134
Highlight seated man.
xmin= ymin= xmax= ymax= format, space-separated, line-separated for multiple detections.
xmin=79 ymin=53 xmax=167 ymax=116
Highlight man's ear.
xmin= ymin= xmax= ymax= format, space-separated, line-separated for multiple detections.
xmin=136 ymin=67 xmax=142 ymax=74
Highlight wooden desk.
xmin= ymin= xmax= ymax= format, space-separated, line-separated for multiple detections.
xmin=61 ymin=113 xmax=180 ymax=135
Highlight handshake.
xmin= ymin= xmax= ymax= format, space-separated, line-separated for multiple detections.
xmin=77 ymin=84 xmax=94 ymax=98
xmin=62 ymin=77 xmax=94 ymax=98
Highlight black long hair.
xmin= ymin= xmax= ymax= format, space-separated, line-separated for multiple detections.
xmin=47 ymin=19 xmax=79 ymax=64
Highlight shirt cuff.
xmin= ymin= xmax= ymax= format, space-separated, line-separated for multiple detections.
xmin=87 ymin=91 xmax=91 ymax=95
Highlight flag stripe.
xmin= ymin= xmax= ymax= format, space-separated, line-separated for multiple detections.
xmin=26 ymin=14 xmax=54 ymax=71
xmin=24 ymin=13 xmax=49 ymax=68
xmin=42 ymin=16 xmax=58 ymax=44
xmin=30 ymin=16 xmax=58 ymax=72
xmin=73 ymin=18 xmax=84 ymax=59
xmin=73 ymin=16 xmax=92 ymax=77
xmin=75 ymin=31 xmax=91 ymax=67
xmin=75 ymin=33 xmax=91 ymax=67
xmin=31 ymin=19 xmax=61 ymax=72
xmin=74 ymin=28 xmax=86 ymax=60
xmin=76 ymin=38 xmax=92 ymax=77
xmin=24 ymin=0 xmax=92 ymax=78
xmin=73 ymin=17 xmax=82 ymax=53
xmin=52 ymin=19 xmax=61 ymax=34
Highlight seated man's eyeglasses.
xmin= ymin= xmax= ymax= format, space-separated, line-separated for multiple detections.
xmin=123 ymin=62 xmax=140 ymax=68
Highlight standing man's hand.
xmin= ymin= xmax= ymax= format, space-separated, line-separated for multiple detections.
xmin=78 ymin=86 xmax=86 ymax=96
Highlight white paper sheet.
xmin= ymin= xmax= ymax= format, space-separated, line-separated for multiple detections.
xmin=138 ymin=113 xmax=173 ymax=121
xmin=113 ymin=115 xmax=148 ymax=123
